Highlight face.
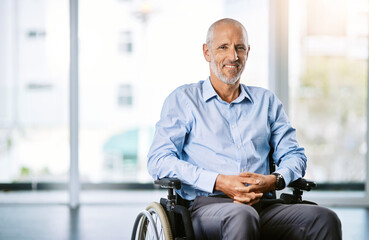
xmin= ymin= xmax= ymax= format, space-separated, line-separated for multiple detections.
xmin=204 ymin=23 xmax=249 ymax=85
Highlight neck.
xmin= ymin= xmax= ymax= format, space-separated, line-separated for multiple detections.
xmin=210 ymin=75 xmax=241 ymax=103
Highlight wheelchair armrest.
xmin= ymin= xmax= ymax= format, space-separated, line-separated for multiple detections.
xmin=288 ymin=178 xmax=317 ymax=191
xmin=281 ymin=178 xmax=317 ymax=204
xmin=154 ymin=177 xmax=182 ymax=190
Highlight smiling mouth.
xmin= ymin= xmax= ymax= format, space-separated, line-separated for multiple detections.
xmin=224 ymin=65 xmax=237 ymax=69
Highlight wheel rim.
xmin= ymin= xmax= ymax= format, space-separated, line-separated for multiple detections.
xmin=135 ymin=202 xmax=172 ymax=240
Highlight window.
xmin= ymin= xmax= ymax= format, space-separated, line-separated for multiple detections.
xmin=2 ymin=0 xmax=368 ymax=206
xmin=289 ymin=0 xmax=368 ymax=183
xmin=0 ymin=0 xmax=69 ymax=184
xmin=79 ymin=0 xmax=270 ymax=183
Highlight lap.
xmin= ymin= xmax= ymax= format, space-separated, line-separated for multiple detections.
xmin=190 ymin=196 xmax=260 ymax=240
xmin=260 ymin=203 xmax=342 ymax=240
xmin=260 ymin=203 xmax=326 ymax=225
xmin=189 ymin=197 xmax=341 ymax=240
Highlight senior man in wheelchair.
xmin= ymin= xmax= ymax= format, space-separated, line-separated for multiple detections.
xmin=147 ymin=18 xmax=342 ymax=240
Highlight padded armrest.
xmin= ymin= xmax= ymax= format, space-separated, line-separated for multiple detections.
xmin=154 ymin=177 xmax=182 ymax=190
xmin=288 ymin=178 xmax=317 ymax=191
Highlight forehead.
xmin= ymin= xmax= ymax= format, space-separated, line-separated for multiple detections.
xmin=212 ymin=23 xmax=247 ymax=45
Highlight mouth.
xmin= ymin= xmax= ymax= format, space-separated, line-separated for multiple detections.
xmin=223 ymin=61 xmax=240 ymax=70
xmin=223 ymin=63 xmax=240 ymax=72
xmin=224 ymin=65 xmax=238 ymax=69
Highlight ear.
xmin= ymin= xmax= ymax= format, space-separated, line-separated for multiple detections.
xmin=203 ymin=43 xmax=211 ymax=62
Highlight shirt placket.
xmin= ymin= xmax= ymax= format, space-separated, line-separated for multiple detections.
xmin=228 ymin=104 xmax=247 ymax=173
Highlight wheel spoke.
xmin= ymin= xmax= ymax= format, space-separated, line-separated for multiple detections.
xmin=135 ymin=203 xmax=172 ymax=240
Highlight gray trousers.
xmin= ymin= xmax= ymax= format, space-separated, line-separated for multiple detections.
xmin=190 ymin=196 xmax=342 ymax=240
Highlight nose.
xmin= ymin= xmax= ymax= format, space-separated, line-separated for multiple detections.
xmin=228 ymin=46 xmax=238 ymax=61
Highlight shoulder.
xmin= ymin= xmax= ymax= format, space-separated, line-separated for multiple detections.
xmin=160 ymin=81 xmax=204 ymax=122
xmin=241 ymin=84 xmax=278 ymax=102
xmin=167 ymin=80 xmax=205 ymax=101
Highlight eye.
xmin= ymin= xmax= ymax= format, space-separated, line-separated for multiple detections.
xmin=236 ymin=46 xmax=246 ymax=51
xmin=219 ymin=45 xmax=227 ymax=50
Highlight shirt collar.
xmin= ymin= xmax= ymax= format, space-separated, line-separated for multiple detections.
xmin=202 ymin=77 xmax=253 ymax=104
xmin=202 ymin=77 xmax=218 ymax=102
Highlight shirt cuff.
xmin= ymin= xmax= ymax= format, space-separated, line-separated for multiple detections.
xmin=195 ymin=170 xmax=219 ymax=193
xmin=274 ymin=168 xmax=293 ymax=187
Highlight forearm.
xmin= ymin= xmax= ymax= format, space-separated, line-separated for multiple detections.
xmin=148 ymin=154 xmax=218 ymax=193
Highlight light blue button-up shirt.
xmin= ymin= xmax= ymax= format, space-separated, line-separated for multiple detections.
xmin=147 ymin=78 xmax=306 ymax=201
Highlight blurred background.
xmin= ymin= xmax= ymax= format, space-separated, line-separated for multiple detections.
xmin=0 ymin=0 xmax=368 ymax=239
xmin=0 ymin=0 xmax=367 ymax=189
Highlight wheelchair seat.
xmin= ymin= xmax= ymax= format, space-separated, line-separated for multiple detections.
xmin=131 ymin=177 xmax=317 ymax=240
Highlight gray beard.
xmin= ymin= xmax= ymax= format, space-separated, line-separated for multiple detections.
xmin=210 ymin=59 xmax=241 ymax=85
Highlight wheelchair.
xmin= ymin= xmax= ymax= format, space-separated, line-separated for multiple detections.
xmin=131 ymin=175 xmax=317 ymax=240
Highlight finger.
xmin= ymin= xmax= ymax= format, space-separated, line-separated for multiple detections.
xmin=247 ymin=197 xmax=261 ymax=206
xmin=234 ymin=185 xmax=251 ymax=193
xmin=227 ymin=178 xmax=250 ymax=191
xmin=252 ymin=192 xmax=263 ymax=199
xmin=233 ymin=198 xmax=260 ymax=206
xmin=233 ymin=195 xmax=250 ymax=203
xmin=233 ymin=192 xmax=263 ymax=203
xmin=235 ymin=184 xmax=264 ymax=193
xmin=240 ymin=177 xmax=261 ymax=185
xmin=247 ymin=184 xmax=264 ymax=193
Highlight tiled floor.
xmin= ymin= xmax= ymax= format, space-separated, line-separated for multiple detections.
xmin=0 ymin=191 xmax=368 ymax=240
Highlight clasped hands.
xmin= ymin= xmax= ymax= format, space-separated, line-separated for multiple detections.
xmin=214 ymin=172 xmax=277 ymax=205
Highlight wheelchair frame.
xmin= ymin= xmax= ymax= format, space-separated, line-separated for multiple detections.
xmin=131 ymin=176 xmax=317 ymax=240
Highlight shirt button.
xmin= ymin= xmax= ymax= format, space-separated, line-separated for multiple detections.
xmin=232 ymin=125 xmax=236 ymax=129
xmin=241 ymin=168 xmax=245 ymax=172
xmin=237 ymin=145 xmax=241 ymax=149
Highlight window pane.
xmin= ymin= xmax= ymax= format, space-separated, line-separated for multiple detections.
xmin=0 ymin=0 xmax=69 ymax=183
xmin=79 ymin=0 xmax=269 ymax=182
xmin=289 ymin=0 xmax=368 ymax=182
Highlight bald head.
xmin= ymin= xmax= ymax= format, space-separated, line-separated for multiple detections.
xmin=206 ymin=18 xmax=249 ymax=48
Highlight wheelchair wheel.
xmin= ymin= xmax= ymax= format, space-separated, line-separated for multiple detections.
xmin=132 ymin=202 xmax=173 ymax=240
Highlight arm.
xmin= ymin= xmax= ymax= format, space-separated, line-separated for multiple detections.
xmin=268 ymin=94 xmax=307 ymax=186
xmin=147 ymin=89 xmax=218 ymax=193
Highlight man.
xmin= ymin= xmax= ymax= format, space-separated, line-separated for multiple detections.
xmin=148 ymin=18 xmax=341 ymax=239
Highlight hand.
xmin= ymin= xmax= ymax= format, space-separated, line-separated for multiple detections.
xmin=237 ymin=172 xmax=277 ymax=194
xmin=214 ymin=174 xmax=263 ymax=205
